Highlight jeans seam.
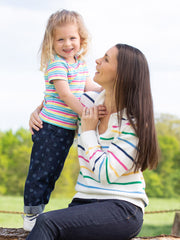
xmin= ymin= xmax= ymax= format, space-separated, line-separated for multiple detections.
xmin=126 ymin=206 xmax=139 ymax=220
xmin=129 ymin=221 xmax=142 ymax=239
xmin=128 ymin=207 xmax=143 ymax=238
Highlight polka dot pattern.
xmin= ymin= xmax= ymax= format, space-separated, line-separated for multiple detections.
xmin=24 ymin=122 xmax=75 ymax=212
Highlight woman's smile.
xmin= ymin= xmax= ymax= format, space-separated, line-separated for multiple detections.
xmin=94 ymin=46 xmax=118 ymax=88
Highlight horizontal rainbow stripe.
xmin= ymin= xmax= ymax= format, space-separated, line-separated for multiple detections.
xmin=39 ymin=55 xmax=89 ymax=130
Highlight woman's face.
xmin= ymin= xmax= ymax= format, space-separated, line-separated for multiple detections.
xmin=93 ymin=46 xmax=118 ymax=89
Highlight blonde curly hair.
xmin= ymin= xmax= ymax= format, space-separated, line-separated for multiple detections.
xmin=39 ymin=9 xmax=90 ymax=71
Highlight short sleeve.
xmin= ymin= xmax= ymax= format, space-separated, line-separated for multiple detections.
xmin=47 ymin=58 xmax=68 ymax=84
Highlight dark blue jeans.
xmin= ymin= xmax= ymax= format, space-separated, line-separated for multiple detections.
xmin=24 ymin=122 xmax=75 ymax=214
xmin=26 ymin=198 xmax=143 ymax=240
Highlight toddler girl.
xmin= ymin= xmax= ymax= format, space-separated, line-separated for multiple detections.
xmin=23 ymin=9 xmax=102 ymax=231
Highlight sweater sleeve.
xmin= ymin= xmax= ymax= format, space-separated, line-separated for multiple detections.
xmin=81 ymin=125 xmax=139 ymax=183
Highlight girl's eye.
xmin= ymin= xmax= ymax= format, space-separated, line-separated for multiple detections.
xmin=71 ymin=37 xmax=76 ymax=40
xmin=105 ymin=58 xmax=109 ymax=62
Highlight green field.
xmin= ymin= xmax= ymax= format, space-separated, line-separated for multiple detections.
xmin=0 ymin=196 xmax=179 ymax=237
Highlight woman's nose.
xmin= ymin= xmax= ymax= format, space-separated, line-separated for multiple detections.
xmin=95 ymin=58 xmax=101 ymax=64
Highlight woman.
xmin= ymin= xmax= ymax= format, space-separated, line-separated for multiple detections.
xmin=26 ymin=44 xmax=159 ymax=240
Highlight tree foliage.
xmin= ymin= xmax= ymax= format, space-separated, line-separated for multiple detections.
xmin=144 ymin=114 xmax=180 ymax=198
xmin=0 ymin=113 xmax=180 ymax=198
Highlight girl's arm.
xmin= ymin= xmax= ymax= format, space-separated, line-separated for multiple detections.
xmin=29 ymin=82 xmax=106 ymax=135
xmin=54 ymin=80 xmax=84 ymax=117
xmin=85 ymin=77 xmax=103 ymax=92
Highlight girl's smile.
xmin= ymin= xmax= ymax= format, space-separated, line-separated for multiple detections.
xmin=63 ymin=48 xmax=74 ymax=53
xmin=53 ymin=24 xmax=81 ymax=63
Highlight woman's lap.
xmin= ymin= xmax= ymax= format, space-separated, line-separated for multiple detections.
xmin=26 ymin=199 xmax=143 ymax=240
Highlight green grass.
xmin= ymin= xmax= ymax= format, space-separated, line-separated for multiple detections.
xmin=0 ymin=196 xmax=179 ymax=237
xmin=0 ymin=196 xmax=72 ymax=229
xmin=138 ymin=198 xmax=180 ymax=237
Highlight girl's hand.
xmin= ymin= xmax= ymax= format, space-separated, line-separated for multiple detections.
xmin=29 ymin=106 xmax=43 ymax=135
xmin=97 ymin=104 xmax=108 ymax=119
xmin=81 ymin=106 xmax=99 ymax=132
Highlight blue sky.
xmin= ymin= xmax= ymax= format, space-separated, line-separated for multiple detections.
xmin=0 ymin=0 xmax=180 ymax=131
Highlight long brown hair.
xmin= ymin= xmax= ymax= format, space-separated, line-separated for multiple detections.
xmin=114 ymin=44 xmax=159 ymax=172
xmin=40 ymin=9 xmax=89 ymax=71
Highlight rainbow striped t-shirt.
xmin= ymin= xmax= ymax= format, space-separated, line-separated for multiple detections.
xmin=39 ymin=55 xmax=89 ymax=130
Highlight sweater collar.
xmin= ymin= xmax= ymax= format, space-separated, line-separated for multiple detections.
xmin=94 ymin=90 xmax=106 ymax=106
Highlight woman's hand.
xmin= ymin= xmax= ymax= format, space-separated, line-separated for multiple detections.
xmin=29 ymin=105 xmax=43 ymax=135
xmin=81 ymin=106 xmax=99 ymax=132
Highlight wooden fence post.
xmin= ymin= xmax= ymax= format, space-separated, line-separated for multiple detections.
xmin=171 ymin=212 xmax=180 ymax=236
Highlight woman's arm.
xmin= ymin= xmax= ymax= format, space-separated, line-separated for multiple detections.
xmin=29 ymin=101 xmax=43 ymax=134
xmin=81 ymin=107 xmax=138 ymax=182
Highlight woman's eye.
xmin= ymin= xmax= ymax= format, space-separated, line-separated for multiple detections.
xmin=58 ymin=39 xmax=63 ymax=41
xmin=105 ymin=58 xmax=109 ymax=62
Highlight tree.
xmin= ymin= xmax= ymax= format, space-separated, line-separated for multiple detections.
xmin=0 ymin=128 xmax=32 ymax=195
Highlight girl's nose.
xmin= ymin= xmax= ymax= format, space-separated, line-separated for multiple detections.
xmin=64 ymin=39 xmax=71 ymax=46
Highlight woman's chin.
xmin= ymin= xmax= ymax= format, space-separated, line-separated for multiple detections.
xmin=93 ymin=74 xmax=99 ymax=83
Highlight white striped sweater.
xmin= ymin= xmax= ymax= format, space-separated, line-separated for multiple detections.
xmin=74 ymin=91 xmax=148 ymax=212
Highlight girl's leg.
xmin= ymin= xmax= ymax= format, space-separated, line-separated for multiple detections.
xmin=24 ymin=122 xmax=75 ymax=214
xmin=26 ymin=199 xmax=143 ymax=240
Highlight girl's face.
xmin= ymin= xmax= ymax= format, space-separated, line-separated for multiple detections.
xmin=94 ymin=46 xmax=118 ymax=89
xmin=53 ymin=23 xmax=81 ymax=63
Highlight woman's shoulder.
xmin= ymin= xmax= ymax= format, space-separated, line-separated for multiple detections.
xmin=121 ymin=112 xmax=137 ymax=137
xmin=114 ymin=110 xmax=137 ymax=134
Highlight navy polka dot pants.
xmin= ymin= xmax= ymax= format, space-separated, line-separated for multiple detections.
xmin=24 ymin=122 xmax=75 ymax=214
